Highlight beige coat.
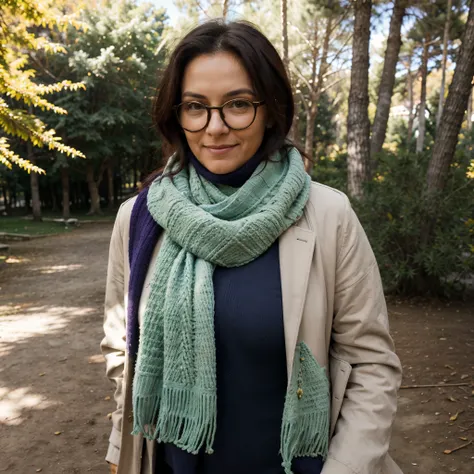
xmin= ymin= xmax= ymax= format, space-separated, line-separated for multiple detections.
xmin=101 ymin=181 xmax=403 ymax=474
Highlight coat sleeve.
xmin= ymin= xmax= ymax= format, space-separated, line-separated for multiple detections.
xmin=100 ymin=203 xmax=127 ymax=465
xmin=322 ymin=195 xmax=402 ymax=474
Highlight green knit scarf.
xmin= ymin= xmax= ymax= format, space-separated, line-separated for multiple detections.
xmin=132 ymin=147 xmax=330 ymax=473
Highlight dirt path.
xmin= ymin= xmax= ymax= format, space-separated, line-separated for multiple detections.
xmin=0 ymin=225 xmax=473 ymax=474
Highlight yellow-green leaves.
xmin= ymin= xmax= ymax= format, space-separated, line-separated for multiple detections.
xmin=0 ymin=0 xmax=86 ymax=173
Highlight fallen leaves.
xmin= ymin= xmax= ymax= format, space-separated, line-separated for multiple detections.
xmin=450 ymin=410 xmax=463 ymax=422
xmin=54 ymin=431 xmax=62 ymax=435
xmin=443 ymin=440 xmax=472 ymax=454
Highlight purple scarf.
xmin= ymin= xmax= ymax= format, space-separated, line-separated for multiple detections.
xmin=127 ymin=187 xmax=162 ymax=357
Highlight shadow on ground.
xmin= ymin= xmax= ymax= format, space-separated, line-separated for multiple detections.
xmin=0 ymin=224 xmax=114 ymax=474
xmin=0 ymin=223 xmax=473 ymax=474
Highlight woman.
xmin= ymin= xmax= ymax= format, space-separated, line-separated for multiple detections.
xmin=101 ymin=20 xmax=403 ymax=474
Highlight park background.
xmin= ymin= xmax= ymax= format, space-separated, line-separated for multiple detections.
xmin=0 ymin=0 xmax=473 ymax=473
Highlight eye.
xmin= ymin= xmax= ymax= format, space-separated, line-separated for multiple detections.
xmin=229 ymin=99 xmax=251 ymax=109
xmin=183 ymin=102 xmax=206 ymax=112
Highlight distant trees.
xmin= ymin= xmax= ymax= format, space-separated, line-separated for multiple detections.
xmin=427 ymin=0 xmax=474 ymax=195
xmin=2 ymin=0 xmax=474 ymax=296
xmin=46 ymin=2 xmax=166 ymax=214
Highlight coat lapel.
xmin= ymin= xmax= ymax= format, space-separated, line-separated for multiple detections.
xmin=279 ymin=219 xmax=315 ymax=384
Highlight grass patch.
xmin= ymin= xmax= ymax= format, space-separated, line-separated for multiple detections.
xmin=40 ymin=210 xmax=116 ymax=222
xmin=5 ymin=208 xmax=117 ymax=222
xmin=0 ymin=218 xmax=74 ymax=236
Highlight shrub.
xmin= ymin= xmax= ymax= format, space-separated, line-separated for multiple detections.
xmin=353 ymin=150 xmax=474 ymax=297
xmin=315 ymin=148 xmax=474 ymax=297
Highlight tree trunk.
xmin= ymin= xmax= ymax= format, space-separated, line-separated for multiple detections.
xmin=304 ymin=105 xmax=317 ymax=167
xmin=281 ymin=0 xmax=295 ymax=142
xmin=427 ymin=1 xmax=474 ymax=193
xmin=86 ymin=162 xmax=101 ymax=215
xmin=436 ymin=0 xmax=453 ymax=130
xmin=407 ymin=55 xmax=414 ymax=147
xmin=2 ymin=185 xmax=11 ymax=215
xmin=12 ymin=182 xmax=17 ymax=209
xmin=133 ymin=158 xmax=138 ymax=190
xmin=117 ymin=156 xmax=122 ymax=205
xmin=316 ymin=15 xmax=332 ymax=93
xmin=281 ymin=0 xmax=289 ymax=71
xmin=51 ymin=185 xmax=58 ymax=213
xmin=223 ymin=0 xmax=229 ymax=19
xmin=107 ymin=160 xmax=114 ymax=211
xmin=416 ymin=36 xmax=429 ymax=153
xmin=347 ymin=0 xmax=372 ymax=199
xmin=28 ymin=142 xmax=42 ymax=221
xmin=24 ymin=187 xmax=31 ymax=213
xmin=303 ymin=15 xmax=333 ymax=172
xmin=304 ymin=22 xmax=319 ymax=170
xmin=61 ymin=166 xmax=70 ymax=219
xmin=370 ymin=0 xmax=407 ymax=159
xmin=467 ymin=85 xmax=473 ymax=131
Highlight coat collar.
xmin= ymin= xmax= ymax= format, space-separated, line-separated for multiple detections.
xmin=279 ymin=207 xmax=315 ymax=383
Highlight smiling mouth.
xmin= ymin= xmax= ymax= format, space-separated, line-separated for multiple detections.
xmin=205 ymin=145 xmax=238 ymax=149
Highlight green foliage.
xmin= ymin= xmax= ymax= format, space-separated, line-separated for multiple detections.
xmin=46 ymin=1 xmax=166 ymax=164
xmin=353 ymin=150 xmax=474 ymax=297
xmin=312 ymin=151 xmax=348 ymax=192
xmin=0 ymin=0 xmax=86 ymax=173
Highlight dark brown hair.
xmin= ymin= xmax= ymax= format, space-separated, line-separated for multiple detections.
xmin=145 ymin=19 xmax=301 ymax=186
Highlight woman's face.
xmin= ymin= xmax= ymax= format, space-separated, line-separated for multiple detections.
xmin=180 ymin=52 xmax=267 ymax=174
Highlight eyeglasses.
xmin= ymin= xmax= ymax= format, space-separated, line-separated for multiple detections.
xmin=174 ymin=98 xmax=265 ymax=132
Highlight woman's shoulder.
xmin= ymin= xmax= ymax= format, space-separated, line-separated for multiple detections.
xmin=307 ymin=180 xmax=350 ymax=220
xmin=116 ymin=195 xmax=138 ymax=227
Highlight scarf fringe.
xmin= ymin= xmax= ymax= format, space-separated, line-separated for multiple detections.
xmin=280 ymin=342 xmax=330 ymax=474
xmin=280 ymin=407 xmax=329 ymax=474
xmin=131 ymin=374 xmax=163 ymax=438
xmin=133 ymin=381 xmax=217 ymax=455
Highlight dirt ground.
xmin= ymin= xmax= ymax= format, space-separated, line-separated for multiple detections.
xmin=0 ymin=224 xmax=473 ymax=474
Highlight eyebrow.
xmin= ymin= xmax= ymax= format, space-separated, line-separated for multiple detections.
xmin=182 ymin=88 xmax=256 ymax=100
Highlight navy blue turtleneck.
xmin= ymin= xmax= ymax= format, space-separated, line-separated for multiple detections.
xmin=161 ymin=153 xmax=324 ymax=474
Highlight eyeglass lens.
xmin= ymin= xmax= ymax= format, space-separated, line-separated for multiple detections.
xmin=177 ymin=99 xmax=256 ymax=131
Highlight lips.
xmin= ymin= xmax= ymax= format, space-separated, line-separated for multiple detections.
xmin=205 ymin=144 xmax=237 ymax=149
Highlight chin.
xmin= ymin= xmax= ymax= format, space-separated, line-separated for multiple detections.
xmin=196 ymin=147 xmax=247 ymax=175
xmin=204 ymin=160 xmax=240 ymax=175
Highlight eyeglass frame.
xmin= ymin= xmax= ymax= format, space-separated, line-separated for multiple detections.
xmin=173 ymin=98 xmax=266 ymax=132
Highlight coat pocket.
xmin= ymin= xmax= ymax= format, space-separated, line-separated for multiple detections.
xmin=329 ymin=355 xmax=352 ymax=438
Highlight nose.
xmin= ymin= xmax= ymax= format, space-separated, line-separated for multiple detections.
xmin=206 ymin=109 xmax=229 ymax=135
